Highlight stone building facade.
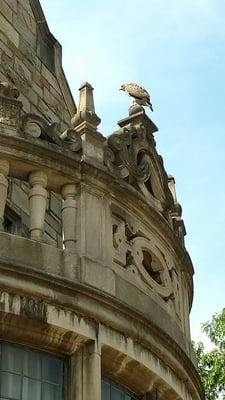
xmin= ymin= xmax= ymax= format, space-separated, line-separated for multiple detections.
xmin=0 ymin=1 xmax=204 ymax=399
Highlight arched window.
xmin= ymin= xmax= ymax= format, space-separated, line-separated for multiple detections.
xmin=0 ymin=343 xmax=65 ymax=400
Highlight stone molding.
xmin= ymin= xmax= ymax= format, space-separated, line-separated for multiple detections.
xmin=0 ymin=282 xmax=203 ymax=400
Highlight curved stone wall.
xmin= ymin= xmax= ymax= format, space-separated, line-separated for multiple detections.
xmin=0 ymin=1 xmax=203 ymax=397
xmin=0 ymin=78 xmax=204 ymax=400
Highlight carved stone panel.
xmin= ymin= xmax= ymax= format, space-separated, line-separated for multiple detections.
xmin=111 ymin=212 xmax=175 ymax=302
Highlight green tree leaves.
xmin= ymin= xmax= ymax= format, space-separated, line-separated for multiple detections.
xmin=193 ymin=309 xmax=225 ymax=400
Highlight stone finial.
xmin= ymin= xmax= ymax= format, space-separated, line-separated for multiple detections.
xmin=71 ymin=82 xmax=101 ymax=132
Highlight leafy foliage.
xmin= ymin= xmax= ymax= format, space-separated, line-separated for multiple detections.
xmin=193 ymin=308 xmax=225 ymax=400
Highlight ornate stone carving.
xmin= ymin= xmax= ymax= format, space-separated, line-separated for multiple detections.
xmin=0 ymin=82 xmax=22 ymax=128
xmin=112 ymin=213 xmax=174 ymax=301
xmin=105 ymin=122 xmax=151 ymax=183
xmin=21 ymin=113 xmax=82 ymax=153
xmin=105 ymin=107 xmax=175 ymax=215
xmin=0 ymin=82 xmax=20 ymax=99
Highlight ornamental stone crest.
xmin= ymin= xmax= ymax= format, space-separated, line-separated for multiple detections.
xmin=104 ymin=122 xmax=151 ymax=183
xmin=104 ymin=105 xmax=174 ymax=213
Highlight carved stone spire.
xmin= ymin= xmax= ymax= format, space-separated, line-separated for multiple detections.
xmin=71 ymin=82 xmax=101 ymax=133
xmin=71 ymin=82 xmax=104 ymax=164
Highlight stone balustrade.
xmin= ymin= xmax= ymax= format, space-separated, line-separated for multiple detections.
xmin=0 ymin=163 xmax=79 ymax=248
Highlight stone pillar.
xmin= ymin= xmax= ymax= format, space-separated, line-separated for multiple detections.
xmin=0 ymin=160 xmax=9 ymax=230
xmin=71 ymin=341 xmax=101 ymax=400
xmin=83 ymin=341 xmax=101 ymax=400
xmin=61 ymin=183 xmax=78 ymax=250
xmin=28 ymin=171 xmax=48 ymax=240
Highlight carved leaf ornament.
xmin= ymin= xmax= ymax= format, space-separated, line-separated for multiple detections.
xmin=105 ymin=123 xmax=151 ymax=183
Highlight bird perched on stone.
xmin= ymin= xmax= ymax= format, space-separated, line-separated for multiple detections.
xmin=120 ymin=83 xmax=153 ymax=111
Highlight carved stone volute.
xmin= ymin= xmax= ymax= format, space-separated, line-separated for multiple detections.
xmin=20 ymin=113 xmax=82 ymax=153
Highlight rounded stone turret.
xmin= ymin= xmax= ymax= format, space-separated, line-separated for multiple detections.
xmin=0 ymin=1 xmax=203 ymax=399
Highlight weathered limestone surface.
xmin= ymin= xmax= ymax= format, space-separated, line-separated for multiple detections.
xmin=0 ymin=2 xmax=203 ymax=400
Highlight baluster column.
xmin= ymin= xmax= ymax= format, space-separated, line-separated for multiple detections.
xmin=0 ymin=160 xmax=9 ymax=230
xmin=61 ymin=183 xmax=78 ymax=250
xmin=29 ymin=171 xmax=47 ymax=240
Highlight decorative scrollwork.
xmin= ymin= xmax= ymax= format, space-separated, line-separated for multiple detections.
xmin=104 ymin=123 xmax=151 ymax=183
xmin=0 ymin=82 xmax=22 ymax=128
xmin=112 ymin=213 xmax=174 ymax=301
xmin=21 ymin=113 xmax=82 ymax=153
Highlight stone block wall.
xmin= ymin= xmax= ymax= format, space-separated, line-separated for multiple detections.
xmin=0 ymin=0 xmax=75 ymax=244
xmin=0 ymin=0 xmax=75 ymax=129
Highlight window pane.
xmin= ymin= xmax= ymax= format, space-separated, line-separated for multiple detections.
xmin=42 ymin=356 xmax=62 ymax=384
xmin=2 ymin=345 xmax=23 ymax=374
xmin=23 ymin=351 xmax=41 ymax=379
xmin=22 ymin=377 xmax=41 ymax=400
xmin=43 ymin=383 xmax=61 ymax=400
xmin=0 ymin=345 xmax=64 ymax=400
xmin=102 ymin=381 xmax=110 ymax=400
xmin=111 ymin=386 xmax=124 ymax=400
xmin=0 ymin=372 xmax=21 ymax=399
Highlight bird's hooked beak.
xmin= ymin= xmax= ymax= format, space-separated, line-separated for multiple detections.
xmin=119 ymin=85 xmax=124 ymax=91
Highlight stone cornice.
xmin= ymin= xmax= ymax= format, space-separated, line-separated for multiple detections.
xmin=0 ymin=132 xmax=81 ymax=191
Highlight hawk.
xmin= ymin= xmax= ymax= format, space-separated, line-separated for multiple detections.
xmin=120 ymin=83 xmax=153 ymax=111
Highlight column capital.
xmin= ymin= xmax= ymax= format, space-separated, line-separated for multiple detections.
xmin=61 ymin=183 xmax=78 ymax=200
xmin=29 ymin=170 xmax=47 ymax=188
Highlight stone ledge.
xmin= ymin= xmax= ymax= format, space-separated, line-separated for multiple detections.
xmin=0 ymin=233 xmax=195 ymax=367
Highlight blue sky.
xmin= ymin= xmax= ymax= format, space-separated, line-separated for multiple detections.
xmin=41 ymin=0 xmax=225 ymax=345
